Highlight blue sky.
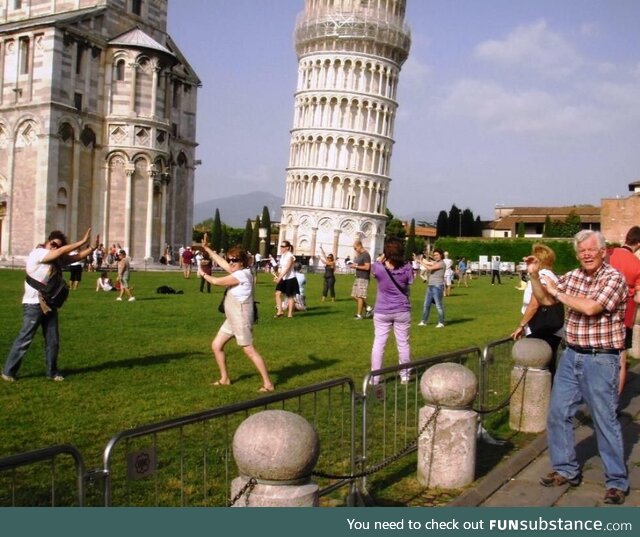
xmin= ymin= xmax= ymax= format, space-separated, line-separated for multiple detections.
xmin=168 ymin=0 xmax=640 ymax=221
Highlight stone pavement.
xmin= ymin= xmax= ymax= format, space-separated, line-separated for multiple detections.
xmin=452 ymin=363 xmax=640 ymax=507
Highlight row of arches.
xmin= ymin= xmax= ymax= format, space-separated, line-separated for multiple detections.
xmin=297 ymin=56 xmax=399 ymax=99
xmin=293 ymin=94 xmax=396 ymax=137
xmin=304 ymin=0 xmax=407 ymax=20
xmin=289 ymin=133 xmax=391 ymax=177
xmin=284 ymin=173 xmax=388 ymax=215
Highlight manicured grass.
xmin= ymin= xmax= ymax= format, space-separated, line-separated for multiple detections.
xmin=0 ymin=267 xmax=524 ymax=470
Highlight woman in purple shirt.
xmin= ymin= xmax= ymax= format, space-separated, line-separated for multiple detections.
xmin=370 ymin=237 xmax=414 ymax=385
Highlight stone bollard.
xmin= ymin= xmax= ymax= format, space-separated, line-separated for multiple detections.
xmin=231 ymin=409 xmax=320 ymax=507
xmin=509 ymin=338 xmax=552 ymax=433
xmin=417 ymin=363 xmax=478 ymax=489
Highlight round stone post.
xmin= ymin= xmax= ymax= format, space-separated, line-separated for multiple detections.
xmin=509 ymin=338 xmax=552 ymax=433
xmin=231 ymin=410 xmax=320 ymax=507
xmin=417 ymin=363 xmax=478 ymax=489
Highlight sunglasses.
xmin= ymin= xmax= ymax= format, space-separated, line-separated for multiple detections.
xmin=227 ymin=257 xmax=241 ymax=263
xmin=50 ymin=241 xmax=62 ymax=249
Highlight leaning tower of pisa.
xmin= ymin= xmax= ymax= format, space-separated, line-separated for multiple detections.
xmin=279 ymin=0 xmax=411 ymax=263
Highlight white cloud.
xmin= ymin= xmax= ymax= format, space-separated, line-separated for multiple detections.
xmin=579 ymin=22 xmax=600 ymax=38
xmin=473 ymin=19 xmax=582 ymax=77
xmin=438 ymin=79 xmax=604 ymax=135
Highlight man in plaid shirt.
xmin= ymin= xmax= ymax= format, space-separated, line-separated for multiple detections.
xmin=526 ymin=230 xmax=629 ymax=505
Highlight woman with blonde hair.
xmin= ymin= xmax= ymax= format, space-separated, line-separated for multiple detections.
xmin=511 ymin=243 xmax=563 ymax=375
xmin=199 ymin=240 xmax=274 ymax=392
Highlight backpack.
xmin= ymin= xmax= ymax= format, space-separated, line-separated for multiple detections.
xmin=26 ymin=268 xmax=70 ymax=310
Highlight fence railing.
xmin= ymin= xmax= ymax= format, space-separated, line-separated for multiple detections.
xmin=0 ymin=444 xmax=86 ymax=506
xmin=0 ymin=337 xmax=520 ymax=507
xmin=101 ymin=377 xmax=356 ymax=506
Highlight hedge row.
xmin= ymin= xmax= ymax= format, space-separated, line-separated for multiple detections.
xmin=433 ymin=238 xmax=578 ymax=274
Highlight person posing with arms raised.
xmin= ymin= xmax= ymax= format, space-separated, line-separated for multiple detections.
xmin=419 ymin=248 xmax=446 ymax=328
xmin=200 ymin=239 xmax=274 ymax=392
xmin=370 ymin=238 xmax=414 ymax=386
xmin=527 ymin=230 xmax=629 ymax=505
xmin=319 ymin=246 xmax=336 ymax=302
xmin=273 ymin=240 xmax=299 ymax=318
xmin=3 ymin=228 xmax=95 ymax=382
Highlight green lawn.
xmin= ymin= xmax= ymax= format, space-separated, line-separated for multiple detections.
xmin=0 ymin=267 xmax=524 ymax=470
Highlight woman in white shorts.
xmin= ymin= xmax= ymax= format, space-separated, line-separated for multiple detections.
xmin=199 ymin=243 xmax=274 ymax=392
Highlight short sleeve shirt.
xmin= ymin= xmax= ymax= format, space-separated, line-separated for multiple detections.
xmin=23 ymin=246 xmax=53 ymax=304
xmin=558 ymin=263 xmax=627 ymax=349
xmin=354 ymin=251 xmax=371 ymax=280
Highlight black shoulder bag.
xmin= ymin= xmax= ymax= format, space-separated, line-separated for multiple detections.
xmin=26 ymin=265 xmax=70 ymax=310
xmin=383 ymin=265 xmax=410 ymax=302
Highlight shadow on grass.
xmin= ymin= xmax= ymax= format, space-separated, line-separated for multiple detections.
xmin=59 ymin=351 xmax=208 ymax=377
xmin=233 ymin=353 xmax=340 ymax=385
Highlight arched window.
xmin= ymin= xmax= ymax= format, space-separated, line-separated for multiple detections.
xmin=115 ymin=59 xmax=125 ymax=81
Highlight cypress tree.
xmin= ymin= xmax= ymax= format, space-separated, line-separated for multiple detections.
xmin=242 ymin=219 xmax=253 ymax=251
xmin=212 ymin=209 xmax=222 ymax=251
xmin=436 ymin=210 xmax=449 ymax=237
xmin=251 ymin=215 xmax=260 ymax=254
xmin=405 ymin=218 xmax=417 ymax=260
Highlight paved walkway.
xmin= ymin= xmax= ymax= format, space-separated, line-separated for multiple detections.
xmin=452 ymin=363 xmax=640 ymax=507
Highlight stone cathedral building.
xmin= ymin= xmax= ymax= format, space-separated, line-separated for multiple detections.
xmin=279 ymin=0 xmax=410 ymax=261
xmin=0 ymin=0 xmax=199 ymax=260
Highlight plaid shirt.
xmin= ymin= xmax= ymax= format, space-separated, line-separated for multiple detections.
xmin=558 ymin=262 xmax=627 ymax=349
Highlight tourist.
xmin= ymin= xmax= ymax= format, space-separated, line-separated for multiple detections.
xmin=350 ymin=240 xmax=372 ymax=319
xmin=2 ymin=228 xmax=94 ymax=382
xmin=419 ymin=248 xmax=446 ymax=327
xmin=511 ymin=243 xmax=563 ymax=375
xmin=199 ymin=242 xmax=274 ymax=392
xmin=319 ymin=246 xmax=336 ymax=302
xmin=528 ymin=230 xmax=629 ymax=504
xmin=274 ymin=240 xmax=299 ymax=318
xmin=181 ymin=246 xmax=194 ymax=278
xmin=68 ymin=250 xmax=83 ymax=290
xmin=370 ymin=237 xmax=413 ymax=386
xmin=116 ymin=249 xmax=135 ymax=302
xmin=608 ymin=225 xmax=640 ymax=393
xmin=96 ymin=271 xmax=114 ymax=292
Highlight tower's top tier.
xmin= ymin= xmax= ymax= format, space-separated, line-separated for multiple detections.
xmin=294 ymin=0 xmax=411 ymax=65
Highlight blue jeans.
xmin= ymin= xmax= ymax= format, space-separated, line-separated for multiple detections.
xmin=547 ymin=347 xmax=628 ymax=490
xmin=3 ymin=304 xmax=60 ymax=378
xmin=422 ymin=284 xmax=445 ymax=324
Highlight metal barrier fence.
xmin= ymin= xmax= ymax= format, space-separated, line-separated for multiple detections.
xmin=100 ymin=377 xmax=356 ymax=506
xmin=359 ymin=347 xmax=482 ymax=495
xmin=0 ymin=444 xmax=86 ymax=506
xmin=0 ymin=337 xmax=518 ymax=507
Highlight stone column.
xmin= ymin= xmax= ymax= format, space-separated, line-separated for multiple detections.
xmin=509 ymin=338 xmax=552 ymax=433
xmin=231 ymin=410 xmax=320 ymax=507
xmin=417 ymin=363 xmax=478 ymax=489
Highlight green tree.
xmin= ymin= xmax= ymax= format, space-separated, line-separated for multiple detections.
xmin=384 ymin=208 xmax=406 ymax=242
xmin=543 ymin=215 xmax=553 ymax=237
xmin=242 ymin=219 xmax=253 ymax=251
xmin=261 ymin=206 xmax=273 ymax=255
xmin=564 ymin=210 xmax=582 ymax=237
xmin=461 ymin=208 xmax=475 ymax=237
xmin=436 ymin=210 xmax=448 ymax=237
xmin=517 ymin=222 xmax=525 ymax=238
xmin=250 ymin=215 xmax=260 ymax=253
xmin=212 ymin=209 xmax=222 ymax=250
xmin=473 ymin=216 xmax=483 ymax=237
xmin=448 ymin=204 xmax=461 ymax=237
xmin=405 ymin=218 xmax=417 ymax=260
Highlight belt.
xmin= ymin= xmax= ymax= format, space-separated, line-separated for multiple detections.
xmin=567 ymin=344 xmax=621 ymax=355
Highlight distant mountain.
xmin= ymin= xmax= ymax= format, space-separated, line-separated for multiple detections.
xmin=193 ymin=191 xmax=284 ymax=228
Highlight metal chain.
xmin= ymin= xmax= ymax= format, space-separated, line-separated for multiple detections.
xmin=228 ymin=477 xmax=257 ymax=507
xmin=312 ymin=406 xmax=441 ymax=480
xmin=473 ymin=367 xmax=529 ymax=415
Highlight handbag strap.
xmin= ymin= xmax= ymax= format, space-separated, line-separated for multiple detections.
xmin=383 ymin=265 xmax=409 ymax=300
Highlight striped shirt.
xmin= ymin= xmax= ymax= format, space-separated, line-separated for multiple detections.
xmin=558 ymin=262 xmax=627 ymax=349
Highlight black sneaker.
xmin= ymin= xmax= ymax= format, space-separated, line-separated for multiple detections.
xmin=539 ymin=471 xmax=581 ymax=487
xmin=603 ymin=488 xmax=627 ymax=505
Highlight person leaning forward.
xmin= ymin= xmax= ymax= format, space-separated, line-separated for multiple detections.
xmin=2 ymin=228 xmax=95 ymax=382
xmin=526 ymin=230 xmax=629 ymax=505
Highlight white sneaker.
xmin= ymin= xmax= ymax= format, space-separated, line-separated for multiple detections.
xmin=418 ymin=321 xmax=426 ymax=327
xmin=116 ymin=297 xmax=123 ymax=301
xmin=128 ymin=297 xmax=136 ymax=302
xmin=436 ymin=323 xmax=445 ymax=328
